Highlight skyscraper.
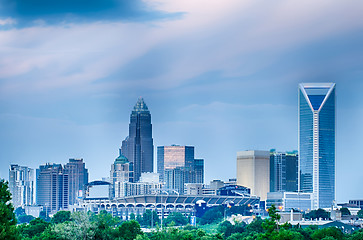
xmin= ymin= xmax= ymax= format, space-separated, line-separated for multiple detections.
xmin=270 ymin=150 xmax=298 ymax=193
xmin=298 ymin=83 xmax=336 ymax=209
xmin=9 ymin=164 xmax=34 ymax=208
xmin=36 ymin=163 xmax=69 ymax=212
xmin=157 ymin=145 xmax=204 ymax=194
xmin=64 ymin=158 xmax=88 ymax=205
xmin=236 ymin=150 xmax=270 ymax=201
xmin=121 ymin=98 xmax=154 ymax=182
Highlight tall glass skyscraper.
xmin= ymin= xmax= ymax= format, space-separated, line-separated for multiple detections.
xmin=298 ymin=83 xmax=336 ymax=209
xmin=121 ymin=98 xmax=154 ymax=182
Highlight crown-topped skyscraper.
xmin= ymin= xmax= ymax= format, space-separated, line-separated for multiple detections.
xmin=298 ymin=83 xmax=336 ymax=209
xmin=121 ymin=98 xmax=154 ymax=182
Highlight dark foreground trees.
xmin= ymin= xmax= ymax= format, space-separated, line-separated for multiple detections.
xmin=0 ymin=179 xmax=20 ymax=240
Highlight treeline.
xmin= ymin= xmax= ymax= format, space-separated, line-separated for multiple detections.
xmin=13 ymin=209 xmax=363 ymax=240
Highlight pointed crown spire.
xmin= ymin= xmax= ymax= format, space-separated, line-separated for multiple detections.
xmin=132 ymin=97 xmax=149 ymax=113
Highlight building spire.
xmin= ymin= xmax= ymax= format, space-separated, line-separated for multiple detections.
xmin=133 ymin=97 xmax=149 ymax=113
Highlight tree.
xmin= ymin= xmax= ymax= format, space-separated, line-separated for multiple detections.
xmin=17 ymin=214 xmax=35 ymax=224
xmin=114 ymin=220 xmax=143 ymax=240
xmin=260 ymin=205 xmax=281 ymax=239
xmin=305 ymin=208 xmax=330 ymax=220
xmin=311 ymin=227 xmax=344 ymax=240
xmin=51 ymin=210 xmax=71 ymax=224
xmin=340 ymin=207 xmax=351 ymax=216
xmin=273 ymin=229 xmax=304 ymax=240
xmin=0 ymin=179 xmax=20 ymax=240
xmin=245 ymin=217 xmax=264 ymax=234
xmin=199 ymin=206 xmax=223 ymax=225
xmin=358 ymin=209 xmax=363 ymax=219
xmin=141 ymin=209 xmax=160 ymax=227
xmin=130 ymin=212 xmax=136 ymax=220
xmin=14 ymin=207 xmax=25 ymax=217
xmin=218 ymin=220 xmax=246 ymax=238
xmin=18 ymin=218 xmax=50 ymax=238
xmin=164 ymin=212 xmax=187 ymax=226
xmin=92 ymin=210 xmax=120 ymax=240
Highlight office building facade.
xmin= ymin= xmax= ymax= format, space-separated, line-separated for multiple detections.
xmin=64 ymin=158 xmax=88 ymax=205
xmin=236 ymin=150 xmax=270 ymax=201
xmin=9 ymin=164 xmax=35 ymax=208
xmin=36 ymin=163 xmax=69 ymax=212
xmin=157 ymin=145 xmax=204 ymax=194
xmin=299 ymin=83 xmax=336 ymax=209
xmin=121 ymin=98 xmax=154 ymax=182
xmin=110 ymin=154 xmax=133 ymax=198
xmin=270 ymin=150 xmax=298 ymax=193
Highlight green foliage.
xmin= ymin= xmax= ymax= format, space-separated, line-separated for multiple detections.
xmin=51 ymin=210 xmax=71 ymax=224
xmin=272 ymin=229 xmax=304 ymax=240
xmin=0 ymin=179 xmax=20 ymax=240
xmin=114 ymin=220 xmax=143 ymax=240
xmin=349 ymin=229 xmax=363 ymax=240
xmin=39 ymin=210 xmax=50 ymax=222
xmin=311 ymin=227 xmax=344 ymax=240
xmin=260 ymin=205 xmax=281 ymax=238
xmin=17 ymin=214 xmax=35 ymax=224
xmin=305 ymin=209 xmax=330 ymax=220
xmin=357 ymin=209 xmax=363 ymax=219
xmin=340 ymin=207 xmax=351 ymax=216
xmin=245 ymin=217 xmax=264 ymax=234
xmin=199 ymin=206 xmax=224 ymax=225
xmin=142 ymin=210 xmax=160 ymax=227
xmin=18 ymin=218 xmax=50 ymax=239
xmin=130 ymin=212 xmax=136 ymax=220
xmin=14 ymin=207 xmax=26 ymax=217
xmin=92 ymin=210 xmax=120 ymax=240
xmin=217 ymin=220 xmax=245 ymax=238
xmin=164 ymin=212 xmax=188 ymax=226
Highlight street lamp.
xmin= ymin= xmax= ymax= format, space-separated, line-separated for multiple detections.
xmin=160 ymin=190 xmax=168 ymax=229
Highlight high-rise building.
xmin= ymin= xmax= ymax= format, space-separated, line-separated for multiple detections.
xmin=110 ymin=153 xmax=133 ymax=198
xmin=270 ymin=150 xmax=298 ymax=193
xmin=36 ymin=163 xmax=69 ymax=212
xmin=9 ymin=164 xmax=35 ymax=208
xmin=236 ymin=150 xmax=270 ymax=201
xmin=121 ymin=98 xmax=154 ymax=182
xmin=64 ymin=158 xmax=88 ymax=206
xmin=298 ymin=83 xmax=336 ymax=209
xmin=193 ymin=159 xmax=204 ymax=184
xmin=157 ymin=145 xmax=204 ymax=194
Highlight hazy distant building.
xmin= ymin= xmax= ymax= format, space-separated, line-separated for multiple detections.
xmin=9 ymin=164 xmax=34 ymax=208
xmin=299 ymin=83 xmax=336 ymax=209
xmin=139 ymin=172 xmax=159 ymax=183
xmin=110 ymin=154 xmax=133 ymax=198
xmin=121 ymin=98 xmax=154 ymax=182
xmin=237 ymin=150 xmax=270 ymax=201
xmin=157 ymin=145 xmax=204 ymax=194
xmin=270 ymin=150 xmax=298 ymax=193
xmin=64 ymin=158 xmax=88 ymax=205
xmin=36 ymin=163 xmax=69 ymax=212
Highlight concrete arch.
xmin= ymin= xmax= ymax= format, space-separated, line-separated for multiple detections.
xmin=175 ymin=204 xmax=184 ymax=209
xmin=126 ymin=204 xmax=134 ymax=208
xmin=166 ymin=204 xmax=175 ymax=209
xmin=136 ymin=204 xmax=145 ymax=208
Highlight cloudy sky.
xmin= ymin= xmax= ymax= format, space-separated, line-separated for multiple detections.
xmin=1 ymin=0 xmax=363 ymax=202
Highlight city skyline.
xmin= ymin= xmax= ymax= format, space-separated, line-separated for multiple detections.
xmin=1 ymin=1 xmax=363 ymax=203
